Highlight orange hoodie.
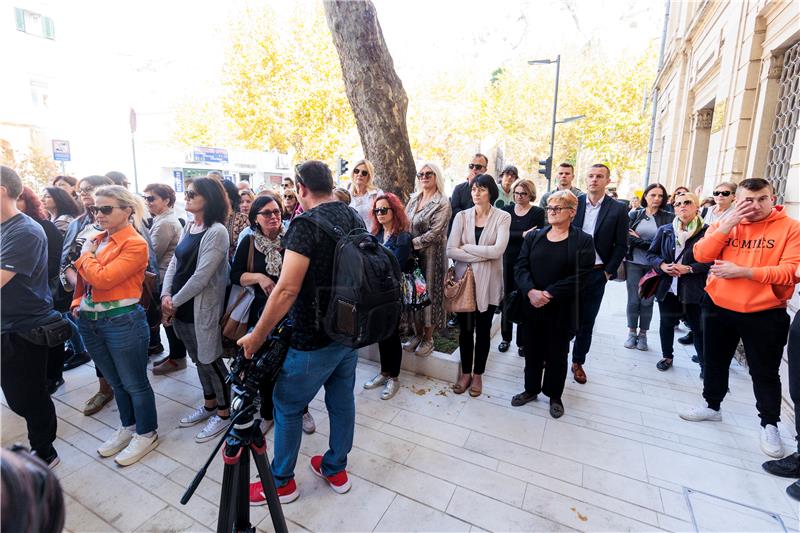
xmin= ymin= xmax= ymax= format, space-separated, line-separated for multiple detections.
xmin=693 ymin=206 xmax=800 ymax=312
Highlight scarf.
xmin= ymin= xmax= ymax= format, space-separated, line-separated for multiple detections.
xmin=673 ymin=214 xmax=704 ymax=248
xmin=253 ymin=226 xmax=284 ymax=277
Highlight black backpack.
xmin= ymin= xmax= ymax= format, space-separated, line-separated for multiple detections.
xmin=302 ymin=209 xmax=403 ymax=348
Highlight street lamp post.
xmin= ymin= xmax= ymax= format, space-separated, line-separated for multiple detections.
xmin=529 ymin=55 xmax=560 ymax=193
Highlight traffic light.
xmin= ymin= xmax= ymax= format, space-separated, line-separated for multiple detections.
xmin=538 ymin=156 xmax=552 ymax=180
xmin=338 ymin=157 xmax=349 ymax=176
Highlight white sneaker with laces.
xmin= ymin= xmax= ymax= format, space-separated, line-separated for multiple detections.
xmin=381 ymin=378 xmax=399 ymax=400
xmin=302 ymin=411 xmax=316 ymax=434
xmin=679 ymin=405 xmax=722 ymax=422
xmin=115 ymin=432 xmax=158 ymax=466
xmin=196 ymin=415 xmax=231 ymax=443
xmin=98 ymin=427 xmax=133 ymax=457
xmin=760 ymin=424 xmax=784 ymax=458
xmin=180 ymin=406 xmax=214 ymax=427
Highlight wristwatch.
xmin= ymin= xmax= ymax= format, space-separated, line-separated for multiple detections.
xmin=687 ymin=266 xmax=694 ymax=274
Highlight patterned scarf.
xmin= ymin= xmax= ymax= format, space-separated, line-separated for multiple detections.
xmin=673 ymin=214 xmax=704 ymax=248
xmin=253 ymin=226 xmax=284 ymax=277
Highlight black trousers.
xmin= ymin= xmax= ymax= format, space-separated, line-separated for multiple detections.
xmin=500 ymin=259 xmax=520 ymax=345
xmin=702 ymin=298 xmax=789 ymax=426
xmin=46 ymin=343 xmax=64 ymax=383
xmin=378 ymin=327 xmax=402 ymax=377
xmin=165 ymin=325 xmax=186 ymax=361
xmin=572 ymin=268 xmax=608 ymax=364
xmin=458 ymin=305 xmax=496 ymax=375
xmin=787 ymin=311 xmax=800 ymax=453
xmin=657 ymin=293 xmax=703 ymax=364
xmin=519 ymin=307 xmax=571 ymax=400
xmin=1 ymin=332 xmax=57 ymax=455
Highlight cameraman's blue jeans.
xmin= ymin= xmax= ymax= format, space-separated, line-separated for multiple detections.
xmin=271 ymin=342 xmax=357 ymax=486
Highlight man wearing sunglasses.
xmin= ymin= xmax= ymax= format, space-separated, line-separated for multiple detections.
xmin=449 ymin=153 xmax=489 ymax=234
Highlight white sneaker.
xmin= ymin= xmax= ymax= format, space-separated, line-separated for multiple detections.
xmin=363 ymin=373 xmax=388 ymax=390
xmin=98 ymin=427 xmax=133 ymax=457
xmin=302 ymin=412 xmax=316 ymax=435
xmin=196 ymin=415 xmax=231 ymax=443
xmin=760 ymin=424 xmax=785 ymax=458
xmin=679 ymin=405 xmax=722 ymax=422
xmin=381 ymin=378 xmax=399 ymax=400
xmin=180 ymin=406 xmax=214 ymax=427
xmin=115 ymin=432 xmax=158 ymax=466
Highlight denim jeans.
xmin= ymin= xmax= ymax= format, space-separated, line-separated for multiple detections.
xmin=63 ymin=311 xmax=86 ymax=354
xmin=78 ymin=306 xmax=158 ymax=434
xmin=271 ymin=342 xmax=357 ymax=486
xmin=625 ymin=262 xmax=655 ymax=330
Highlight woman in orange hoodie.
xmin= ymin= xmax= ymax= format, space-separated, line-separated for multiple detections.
xmin=679 ymin=178 xmax=800 ymax=461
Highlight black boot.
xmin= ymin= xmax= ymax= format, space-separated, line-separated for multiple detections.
xmin=678 ymin=331 xmax=694 ymax=345
xmin=762 ymin=452 xmax=800 ymax=478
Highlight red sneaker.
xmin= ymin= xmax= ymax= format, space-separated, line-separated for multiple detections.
xmin=249 ymin=478 xmax=298 ymax=505
xmin=310 ymin=455 xmax=351 ymax=494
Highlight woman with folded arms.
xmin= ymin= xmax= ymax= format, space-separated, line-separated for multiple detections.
xmin=71 ymin=185 xmax=158 ymax=466
xmin=646 ymin=192 xmax=710 ymax=375
xmin=42 ymin=187 xmax=81 ymax=234
xmin=447 ymin=174 xmax=510 ymax=398
xmin=161 ymin=178 xmax=232 ymax=443
xmin=511 ymin=191 xmax=594 ymax=418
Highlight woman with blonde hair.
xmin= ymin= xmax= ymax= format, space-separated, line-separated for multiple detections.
xmin=348 ymin=159 xmax=382 ymax=232
xmin=403 ymin=162 xmax=451 ymax=356
xmin=71 ymin=185 xmax=159 ymax=466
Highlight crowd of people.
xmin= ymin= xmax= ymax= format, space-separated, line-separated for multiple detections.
xmin=2 ymin=151 xmax=800 ymax=506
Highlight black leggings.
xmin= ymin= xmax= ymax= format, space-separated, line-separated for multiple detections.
xmin=458 ymin=305 xmax=496 ymax=375
xmin=657 ymin=294 xmax=703 ymax=363
xmin=519 ymin=308 xmax=571 ymax=400
xmin=378 ymin=327 xmax=402 ymax=377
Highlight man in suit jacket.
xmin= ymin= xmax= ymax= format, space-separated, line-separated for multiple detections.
xmin=570 ymin=164 xmax=629 ymax=384
xmin=449 ymin=153 xmax=488 ymax=234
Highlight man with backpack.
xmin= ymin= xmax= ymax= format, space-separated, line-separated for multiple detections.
xmin=239 ymin=160 xmax=401 ymax=505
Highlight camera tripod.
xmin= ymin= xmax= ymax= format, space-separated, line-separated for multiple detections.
xmin=181 ymin=400 xmax=288 ymax=533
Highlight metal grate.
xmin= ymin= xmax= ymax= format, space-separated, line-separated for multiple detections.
xmin=766 ymin=40 xmax=800 ymax=204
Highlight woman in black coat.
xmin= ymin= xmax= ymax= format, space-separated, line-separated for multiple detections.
xmin=645 ymin=192 xmax=711 ymax=375
xmin=511 ymin=191 xmax=595 ymax=418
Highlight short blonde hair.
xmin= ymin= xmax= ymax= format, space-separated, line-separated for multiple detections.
xmin=350 ymin=159 xmax=377 ymax=192
xmin=547 ymin=190 xmax=578 ymax=210
xmin=415 ymin=162 xmax=446 ymax=195
xmin=510 ymin=178 xmax=537 ymax=203
xmin=94 ymin=185 xmax=148 ymax=231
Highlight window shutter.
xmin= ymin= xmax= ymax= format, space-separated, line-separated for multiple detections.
xmin=42 ymin=16 xmax=54 ymax=39
xmin=14 ymin=7 xmax=25 ymax=31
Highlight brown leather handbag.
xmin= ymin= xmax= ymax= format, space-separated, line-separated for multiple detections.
xmin=444 ymin=264 xmax=476 ymax=313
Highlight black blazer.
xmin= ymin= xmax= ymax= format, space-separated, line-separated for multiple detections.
xmin=514 ymin=226 xmax=596 ymax=333
xmin=448 ymin=180 xmax=474 ymax=235
xmin=645 ymin=224 xmax=711 ymax=304
xmin=572 ymin=195 xmax=629 ymax=279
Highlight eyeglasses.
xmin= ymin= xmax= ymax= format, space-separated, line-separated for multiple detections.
xmin=674 ymin=200 xmax=695 ymax=207
xmin=468 ymin=163 xmax=485 ymax=170
xmin=257 ymin=208 xmax=282 ymax=219
xmin=416 ymin=171 xmax=435 ymax=179
xmin=184 ymin=190 xmax=198 ymax=200
xmin=143 ymin=195 xmax=156 ymax=203
xmin=712 ymin=190 xmax=732 ymax=197
xmin=353 ymin=169 xmax=369 ymax=177
xmin=88 ymin=205 xmax=124 ymax=215
xmin=78 ymin=186 xmax=95 ymax=194
xmin=513 ymin=191 xmax=529 ymax=197
xmin=544 ymin=206 xmax=573 ymax=214
xmin=373 ymin=207 xmax=391 ymax=215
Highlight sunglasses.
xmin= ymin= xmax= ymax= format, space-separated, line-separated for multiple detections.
xmin=513 ymin=191 xmax=529 ymax=197
xmin=544 ymin=206 xmax=573 ymax=214
xmin=257 ymin=208 xmax=282 ymax=218
xmin=78 ymin=186 xmax=95 ymax=194
xmin=712 ymin=190 xmax=732 ymax=197
xmin=184 ymin=190 xmax=198 ymax=200
xmin=373 ymin=207 xmax=391 ymax=215
xmin=88 ymin=205 xmax=124 ymax=215
xmin=468 ymin=163 xmax=485 ymax=170
xmin=353 ymin=169 xmax=369 ymax=177
xmin=283 ymin=194 xmax=296 ymax=200
xmin=143 ymin=195 xmax=156 ymax=203
xmin=416 ymin=171 xmax=435 ymax=179
xmin=674 ymin=200 xmax=695 ymax=207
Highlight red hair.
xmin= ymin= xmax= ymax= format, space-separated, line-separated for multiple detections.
xmin=370 ymin=193 xmax=409 ymax=236
xmin=19 ymin=186 xmax=47 ymax=221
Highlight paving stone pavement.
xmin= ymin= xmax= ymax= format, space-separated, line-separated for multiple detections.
xmin=2 ymin=282 xmax=799 ymax=532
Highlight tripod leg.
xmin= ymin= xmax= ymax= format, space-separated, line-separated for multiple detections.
xmin=218 ymin=444 xmax=242 ymax=533
xmin=251 ymin=443 xmax=288 ymax=533
xmin=235 ymin=447 xmax=252 ymax=531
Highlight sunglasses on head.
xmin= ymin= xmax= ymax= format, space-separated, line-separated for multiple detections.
xmin=468 ymin=163 xmax=485 ymax=170
xmin=712 ymin=190 xmax=732 ymax=197
xmin=353 ymin=169 xmax=369 ymax=177
xmin=373 ymin=207 xmax=391 ymax=215
xmin=257 ymin=208 xmax=282 ymax=218
xmin=184 ymin=190 xmax=198 ymax=200
xmin=675 ymin=200 xmax=695 ymax=207
xmin=88 ymin=205 xmax=124 ymax=215
xmin=143 ymin=195 xmax=156 ymax=203
xmin=416 ymin=171 xmax=435 ymax=179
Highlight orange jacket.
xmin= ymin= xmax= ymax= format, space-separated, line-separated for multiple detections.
xmin=693 ymin=206 xmax=800 ymax=312
xmin=71 ymin=224 xmax=148 ymax=309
